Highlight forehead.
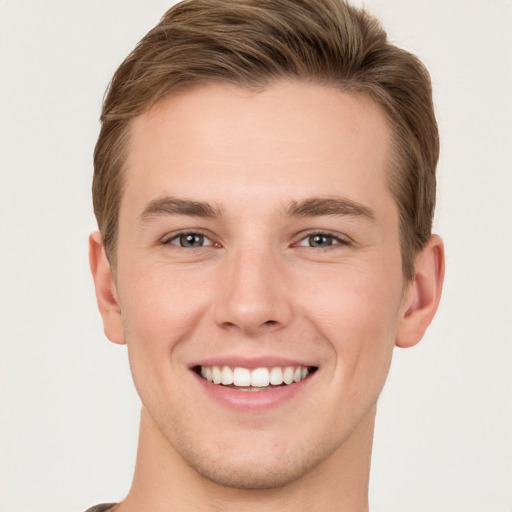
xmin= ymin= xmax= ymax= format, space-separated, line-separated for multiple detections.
xmin=122 ymin=81 xmax=394 ymax=216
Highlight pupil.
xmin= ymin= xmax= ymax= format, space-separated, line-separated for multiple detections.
xmin=310 ymin=234 xmax=332 ymax=247
xmin=181 ymin=234 xmax=203 ymax=247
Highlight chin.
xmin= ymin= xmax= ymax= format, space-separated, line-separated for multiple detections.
xmin=188 ymin=455 xmax=315 ymax=490
xmin=175 ymin=433 xmax=337 ymax=490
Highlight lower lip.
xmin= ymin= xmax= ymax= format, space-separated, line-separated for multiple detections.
xmin=193 ymin=371 xmax=314 ymax=411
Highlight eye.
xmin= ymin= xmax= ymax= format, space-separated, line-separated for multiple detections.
xmin=166 ymin=232 xmax=214 ymax=248
xmin=296 ymin=233 xmax=347 ymax=248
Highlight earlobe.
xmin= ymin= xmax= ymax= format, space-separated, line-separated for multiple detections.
xmin=395 ymin=235 xmax=445 ymax=348
xmin=89 ymin=231 xmax=126 ymax=345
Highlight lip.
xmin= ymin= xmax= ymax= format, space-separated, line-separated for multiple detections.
xmin=193 ymin=370 xmax=315 ymax=411
xmin=191 ymin=356 xmax=315 ymax=369
xmin=190 ymin=357 xmax=318 ymax=412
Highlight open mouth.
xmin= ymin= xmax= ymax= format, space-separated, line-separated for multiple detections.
xmin=194 ymin=365 xmax=317 ymax=391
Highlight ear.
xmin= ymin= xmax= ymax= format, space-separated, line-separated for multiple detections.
xmin=89 ymin=231 xmax=126 ymax=345
xmin=396 ymin=235 xmax=445 ymax=348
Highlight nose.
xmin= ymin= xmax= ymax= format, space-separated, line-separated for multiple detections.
xmin=213 ymin=246 xmax=293 ymax=336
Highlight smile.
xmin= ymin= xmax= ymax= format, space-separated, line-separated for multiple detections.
xmin=197 ymin=365 xmax=316 ymax=390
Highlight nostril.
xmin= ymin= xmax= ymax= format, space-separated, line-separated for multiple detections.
xmin=261 ymin=320 xmax=281 ymax=329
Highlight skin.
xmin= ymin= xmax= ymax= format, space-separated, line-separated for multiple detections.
xmin=90 ymin=81 xmax=444 ymax=511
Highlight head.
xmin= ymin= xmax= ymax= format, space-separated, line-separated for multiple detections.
xmin=93 ymin=0 xmax=439 ymax=281
xmin=90 ymin=0 xmax=444 ymax=495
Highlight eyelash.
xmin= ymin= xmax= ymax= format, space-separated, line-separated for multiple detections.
xmin=161 ymin=230 xmax=351 ymax=249
xmin=162 ymin=230 xmax=217 ymax=248
xmin=293 ymin=231 xmax=351 ymax=248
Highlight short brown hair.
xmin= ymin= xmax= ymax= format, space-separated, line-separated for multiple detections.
xmin=93 ymin=0 xmax=439 ymax=280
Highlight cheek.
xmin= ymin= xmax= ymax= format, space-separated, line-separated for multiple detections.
xmin=298 ymin=263 xmax=403 ymax=369
xmin=120 ymin=263 xmax=210 ymax=335
xmin=118 ymin=272 xmax=209 ymax=419
xmin=290 ymin=264 xmax=402 ymax=433
xmin=117 ymin=266 xmax=212 ymax=386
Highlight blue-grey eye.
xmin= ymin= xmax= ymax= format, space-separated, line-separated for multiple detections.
xmin=305 ymin=234 xmax=337 ymax=247
xmin=170 ymin=233 xmax=212 ymax=247
xmin=309 ymin=234 xmax=333 ymax=247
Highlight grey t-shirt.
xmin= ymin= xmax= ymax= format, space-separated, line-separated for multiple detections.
xmin=84 ymin=505 xmax=116 ymax=512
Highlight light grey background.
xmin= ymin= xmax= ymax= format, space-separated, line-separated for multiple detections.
xmin=1 ymin=1 xmax=511 ymax=511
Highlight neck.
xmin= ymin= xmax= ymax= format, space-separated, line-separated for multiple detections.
xmin=118 ymin=407 xmax=375 ymax=512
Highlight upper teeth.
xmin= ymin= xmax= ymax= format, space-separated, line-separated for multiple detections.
xmin=200 ymin=366 xmax=310 ymax=387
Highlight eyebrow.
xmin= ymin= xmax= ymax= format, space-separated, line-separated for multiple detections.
xmin=285 ymin=197 xmax=376 ymax=221
xmin=139 ymin=197 xmax=223 ymax=221
xmin=138 ymin=195 xmax=375 ymax=222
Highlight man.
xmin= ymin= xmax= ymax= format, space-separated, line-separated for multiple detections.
xmin=88 ymin=0 xmax=444 ymax=510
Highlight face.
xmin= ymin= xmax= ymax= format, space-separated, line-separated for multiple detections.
xmin=106 ymin=81 xmax=411 ymax=488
